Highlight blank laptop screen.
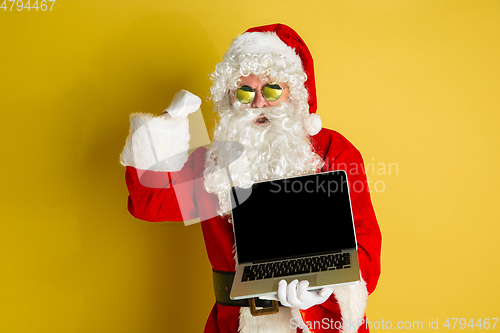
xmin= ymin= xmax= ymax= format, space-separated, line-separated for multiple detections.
xmin=231 ymin=170 xmax=357 ymax=264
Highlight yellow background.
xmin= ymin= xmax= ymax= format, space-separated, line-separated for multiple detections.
xmin=1 ymin=0 xmax=499 ymax=332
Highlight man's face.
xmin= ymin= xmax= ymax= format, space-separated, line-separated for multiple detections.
xmin=230 ymin=74 xmax=290 ymax=125
xmin=205 ymin=73 xmax=322 ymax=216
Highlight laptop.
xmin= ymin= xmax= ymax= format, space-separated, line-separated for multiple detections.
xmin=229 ymin=170 xmax=360 ymax=300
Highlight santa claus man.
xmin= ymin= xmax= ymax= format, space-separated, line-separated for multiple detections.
xmin=120 ymin=24 xmax=381 ymax=333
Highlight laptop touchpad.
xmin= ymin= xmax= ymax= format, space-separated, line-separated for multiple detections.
xmin=273 ymin=274 xmax=317 ymax=289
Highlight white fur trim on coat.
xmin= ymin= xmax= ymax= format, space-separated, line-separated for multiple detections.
xmin=303 ymin=113 xmax=322 ymax=136
xmin=332 ymin=277 xmax=368 ymax=333
xmin=239 ymin=307 xmax=296 ymax=333
xmin=227 ymin=32 xmax=303 ymax=69
xmin=119 ymin=113 xmax=190 ymax=171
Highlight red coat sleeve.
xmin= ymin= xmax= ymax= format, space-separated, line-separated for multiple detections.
xmin=125 ymin=148 xmax=203 ymax=222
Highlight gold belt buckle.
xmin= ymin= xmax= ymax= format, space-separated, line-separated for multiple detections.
xmin=248 ymin=298 xmax=280 ymax=316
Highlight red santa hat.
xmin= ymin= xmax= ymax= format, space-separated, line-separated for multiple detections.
xmin=225 ymin=24 xmax=322 ymax=136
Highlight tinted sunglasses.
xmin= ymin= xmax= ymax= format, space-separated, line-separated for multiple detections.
xmin=232 ymin=84 xmax=286 ymax=104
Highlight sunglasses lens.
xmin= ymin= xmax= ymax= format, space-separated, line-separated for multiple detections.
xmin=263 ymin=84 xmax=283 ymax=101
xmin=236 ymin=86 xmax=255 ymax=104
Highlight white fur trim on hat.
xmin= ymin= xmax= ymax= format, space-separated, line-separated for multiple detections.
xmin=119 ymin=113 xmax=190 ymax=171
xmin=303 ymin=113 xmax=322 ymax=136
xmin=226 ymin=32 xmax=303 ymax=69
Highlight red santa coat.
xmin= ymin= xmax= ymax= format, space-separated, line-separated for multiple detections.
xmin=121 ymin=116 xmax=381 ymax=333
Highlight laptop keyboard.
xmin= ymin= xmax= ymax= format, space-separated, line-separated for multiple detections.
xmin=241 ymin=253 xmax=351 ymax=282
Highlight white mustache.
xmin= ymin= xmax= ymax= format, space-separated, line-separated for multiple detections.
xmin=231 ymin=104 xmax=292 ymax=124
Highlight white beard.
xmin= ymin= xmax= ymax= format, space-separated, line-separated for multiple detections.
xmin=203 ymin=103 xmax=324 ymax=217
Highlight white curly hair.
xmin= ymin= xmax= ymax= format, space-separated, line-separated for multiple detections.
xmin=209 ymin=31 xmax=311 ymax=116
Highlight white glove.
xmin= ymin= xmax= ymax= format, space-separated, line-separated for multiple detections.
xmin=162 ymin=90 xmax=201 ymax=118
xmin=259 ymin=279 xmax=334 ymax=310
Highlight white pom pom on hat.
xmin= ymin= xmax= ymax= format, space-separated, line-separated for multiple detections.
xmin=303 ymin=113 xmax=322 ymax=136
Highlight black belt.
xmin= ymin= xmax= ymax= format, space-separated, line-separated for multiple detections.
xmin=213 ymin=269 xmax=280 ymax=316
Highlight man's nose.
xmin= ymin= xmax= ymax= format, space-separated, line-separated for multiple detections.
xmin=251 ymin=91 xmax=269 ymax=108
